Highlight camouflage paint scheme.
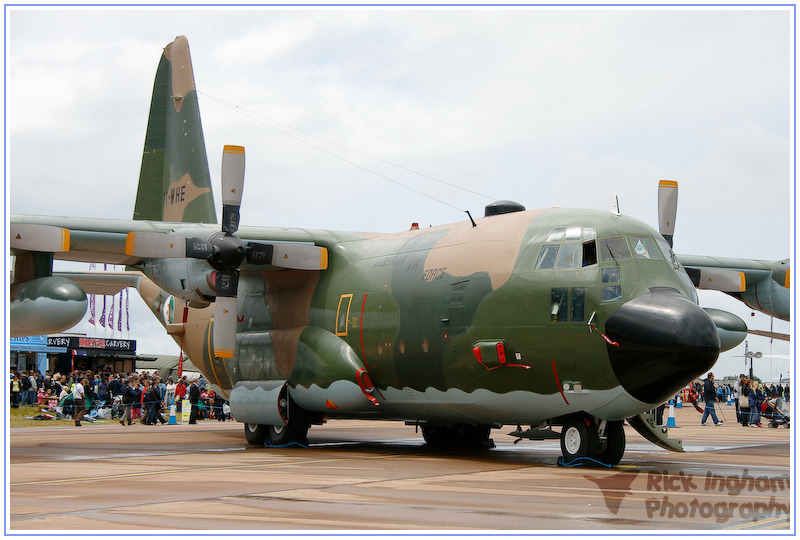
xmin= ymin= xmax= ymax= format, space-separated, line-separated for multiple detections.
xmin=12 ymin=36 xmax=788 ymax=462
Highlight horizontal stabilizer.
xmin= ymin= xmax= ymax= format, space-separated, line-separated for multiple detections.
xmin=685 ymin=267 xmax=745 ymax=292
xmin=11 ymin=224 xmax=70 ymax=253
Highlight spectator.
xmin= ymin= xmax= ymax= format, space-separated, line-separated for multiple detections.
xmin=72 ymin=378 xmax=87 ymax=427
xmin=10 ymin=375 xmax=21 ymax=408
xmin=188 ymin=379 xmax=200 ymax=424
xmin=164 ymin=378 xmax=176 ymax=406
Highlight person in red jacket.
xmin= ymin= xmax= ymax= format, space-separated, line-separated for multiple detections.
xmin=174 ymin=379 xmax=187 ymax=413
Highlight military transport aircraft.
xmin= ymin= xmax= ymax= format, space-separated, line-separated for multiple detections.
xmin=9 ymin=36 xmax=790 ymax=465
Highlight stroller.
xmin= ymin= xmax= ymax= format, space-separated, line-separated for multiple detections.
xmin=762 ymin=397 xmax=790 ymax=428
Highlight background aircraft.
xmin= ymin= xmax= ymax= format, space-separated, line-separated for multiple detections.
xmin=12 ymin=34 xmax=788 ymax=466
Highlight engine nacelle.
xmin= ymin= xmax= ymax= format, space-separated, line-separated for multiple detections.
xmin=740 ymin=274 xmax=790 ymax=321
xmin=229 ymin=380 xmax=289 ymax=426
xmin=141 ymin=257 xmax=216 ymax=307
xmin=10 ymin=276 xmax=87 ymax=337
xmin=703 ymin=308 xmax=747 ymax=352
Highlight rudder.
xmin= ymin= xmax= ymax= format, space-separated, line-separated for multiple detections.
xmin=133 ymin=36 xmax=217 ymax=224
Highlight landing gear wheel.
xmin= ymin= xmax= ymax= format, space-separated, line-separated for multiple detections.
xmin=266 ymin=403 xmax=311 ymax=447
xmin=560 ymin=418 xmax=599 ymax=462
xmin=244 ymin=423 xmax=268 ymax=445
xmin=596 ymin=420 xmax=626 ymax=465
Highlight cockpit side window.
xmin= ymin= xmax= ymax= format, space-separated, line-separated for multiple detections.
xmin=582 ymin=240 xmax=597 ymax=266
xmin=655 ymin=236 xmax=680 ymax=269
xmin=535 ymin=227 xmax=598 ymax=270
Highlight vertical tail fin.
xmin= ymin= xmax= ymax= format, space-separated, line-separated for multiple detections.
xmin=133 ymin=36 xmax=217 ymax=224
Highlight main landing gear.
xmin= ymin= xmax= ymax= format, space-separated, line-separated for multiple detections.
xmin=244 ymin=399 xmax=312 ymax=447
xmin=560 ymin=416 xmax=625 ymax=466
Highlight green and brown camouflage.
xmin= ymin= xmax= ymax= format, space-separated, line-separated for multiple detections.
xmin=134 ymin=35 xmax=216 ymax=224
xmin=12 ymin=36 xmax=786 ymax=464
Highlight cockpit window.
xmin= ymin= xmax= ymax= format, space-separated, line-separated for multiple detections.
xmin=565 ymin=226 xmax=582 ymax=242
xmin=655 ymin=236 xmax=680 ymax=269
xmin=535 ymin=245 xmax=559 ymax=269
xmin=546 ymin=228 xmax=566 ymax=242
xmin=555 ymin=244 xmax=581 ymax=268
xmin=630 ymin=236 xmax=664 ymax=260
xmin=598 ymin=236 xmax=632 ymax=263
xmin=536 ymin=227 xmax=600 ymax=271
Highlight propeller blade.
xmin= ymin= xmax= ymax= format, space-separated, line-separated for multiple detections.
xmin=124 ymin=233 xmax=214 ymax=259
xmin=213 ymin=295 xmax=238 ymax=359
xmin=274 ymin=244 xmax=329 ymax=271
xmin=185 ymin=237 xmax=215 ymax=259
xmin=658 ymin=180 xmax=678 ymax=248
xmin=685 ymin=267 xmax=745 ymax=292
xmin=125 ymin=232 xmax=185 ymax=258
xmin=267 ymin=244 xmax=329 ymax=270
xmin=245 ymin=242 xmax=328 ymax=270
xmin=11 ymin=224 xmax=70 ymax=252
xmin=221 ymin=145 xmax=245 ymax=234
xmin=213 ymin=269 xmax=239 ymax=359
xmin=245 ymin=243 xmax=273 ymax=265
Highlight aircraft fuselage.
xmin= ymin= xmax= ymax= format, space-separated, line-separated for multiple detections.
xmin=159 ymin=206 xmax=717 ymax=428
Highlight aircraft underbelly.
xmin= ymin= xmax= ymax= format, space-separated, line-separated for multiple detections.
xmin=326 ymin=385 xmax=634 ymax=425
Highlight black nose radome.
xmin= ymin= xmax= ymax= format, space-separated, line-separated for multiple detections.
xmin=604 ymin=288 xmax=720 ymax=404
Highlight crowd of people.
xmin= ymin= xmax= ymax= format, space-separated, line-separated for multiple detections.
xmin=693 ymin=377 xmax=790 ymax=404
xmin=697 ymin=372 xmax=790 ymax=428
xmin=9 ymin=368 xmax=231 ymax=425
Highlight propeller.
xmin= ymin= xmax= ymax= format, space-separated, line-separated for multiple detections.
xmin=657 ymin=180 xmax=678 ymax=248
xmin=211 ymin=145 xmax=247 ymax=358
xmin=657 ymin=180 xmax=744 ymax=292
xmin=125 ymin=145 xmax=328 ymax=359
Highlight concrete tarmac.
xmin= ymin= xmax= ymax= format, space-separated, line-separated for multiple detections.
xmin=8 ymin=402 xmax=791 ymax=533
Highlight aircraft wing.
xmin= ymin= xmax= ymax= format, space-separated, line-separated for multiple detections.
xmin=11 ymin=214 xmax=325 ymax=267
xmin=677 ymin=254 xmax=787 ymax=287
xmin=677 ymin=253 xmax=790 ymax=321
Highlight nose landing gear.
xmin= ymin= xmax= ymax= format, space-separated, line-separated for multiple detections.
xmin=560 ymin=416 xmax=626 ymax=466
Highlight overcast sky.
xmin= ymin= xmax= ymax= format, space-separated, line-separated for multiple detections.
xmin=6 ymin=6 xmax=794 ymax=381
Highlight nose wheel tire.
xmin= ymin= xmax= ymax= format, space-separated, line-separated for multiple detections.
xmin=560 ymin=418 xmax=599 ymax=462
xmin=596 ymin=420 xmax=626 ymax=465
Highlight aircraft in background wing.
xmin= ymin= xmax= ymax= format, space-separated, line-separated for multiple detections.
xmin=10 ymin=36 xmax=788 ymax=465
xmin=655 ymin=180 xmax=790 ymax=340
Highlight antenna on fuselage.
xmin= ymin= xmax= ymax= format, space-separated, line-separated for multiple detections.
xmin=465 ymin=210 xmax=477 ymax=227
xmin=611 ymin=194 xmax=620 ymax=216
